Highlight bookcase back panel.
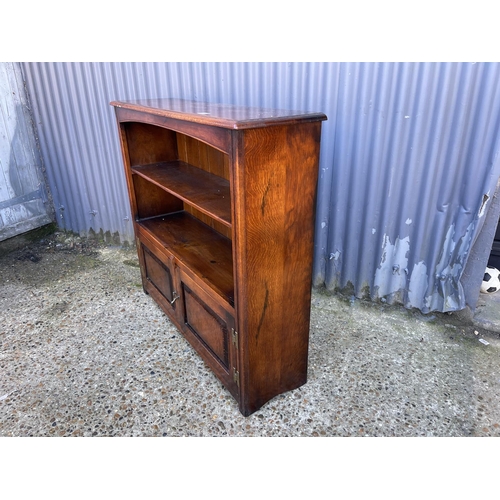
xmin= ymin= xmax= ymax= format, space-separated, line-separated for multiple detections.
xmin=185 ymin=205 xmax=232 ymax=240
xmin=124 ymin=122 xmax=178 ymax=166
xmin=133 ymin=174 xmax=183 ymax=219
xmin=177 ymin=132 xmax=230 ymax=180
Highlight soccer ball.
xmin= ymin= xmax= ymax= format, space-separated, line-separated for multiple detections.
xmin=481 ymin=266 xmax=500 ymax=294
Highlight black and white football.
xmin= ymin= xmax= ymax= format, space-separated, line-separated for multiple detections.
xmin=481 ymin=266 xmax=500 ymax=294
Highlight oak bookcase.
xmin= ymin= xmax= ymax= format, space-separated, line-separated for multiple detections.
xmin=111 ymin=98 xmax=326 ymax=416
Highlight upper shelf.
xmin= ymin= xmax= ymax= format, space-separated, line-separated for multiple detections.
xmin=132 ymin=160 xmax=231 ymax=228
xmin=111 ymin=98 xmax=327 ymax=130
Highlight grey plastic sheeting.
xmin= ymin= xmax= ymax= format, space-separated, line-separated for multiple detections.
xmin=20 ymin=62 xmax=500 ymax=313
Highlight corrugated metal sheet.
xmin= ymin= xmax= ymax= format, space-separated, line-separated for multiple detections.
xmin=321 ymin=62 xmax=500 ymax=313
xmin=19 ymin=62 xmax=500 ymax=313
xmin=0 ymin=62 xmax=52 ymax=240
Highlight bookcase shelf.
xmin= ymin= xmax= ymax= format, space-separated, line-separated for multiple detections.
xmin=132 ymin=160 xmax=231 ymax=228
xmin=138 ymin=212 xmax=234 ymax=306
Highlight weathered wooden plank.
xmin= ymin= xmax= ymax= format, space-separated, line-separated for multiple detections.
xmin=0 ymin=62 xmax=52 ymax=241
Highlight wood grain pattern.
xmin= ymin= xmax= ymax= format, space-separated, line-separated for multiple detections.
xmin=177 ymin=132 xmax=229 ymax=180
xmin=133 ymin=173 xmax=183 ymax=220
xmin=125 ymin=122 xmax=177 ymax=166
xmin=116 ymin=107 xmax=232 ymax=153
xmin=138 ymin=212 xmax=234 ymax=306
xmin=132 ymin=161 xmax=231 ymax=227
xmin=142 ymin=245 xmax=176 ymax=304
xmin=186 ymin=206 xmax=232 ymax=240
xmin=183 ymin=284 xmax=229 ymax=368
xmin=112 ymin=98 xmax=327 ymax=130
xmin=178 ymin=270 xmax=238 ymax=399
xmin=124 ymin=118 xmax=232 ymax=236
xmin=233 ymin=122 xmax=322 ymax=415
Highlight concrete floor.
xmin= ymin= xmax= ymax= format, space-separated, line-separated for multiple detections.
xmin=472 ymin=285 xmax=500 ymax=334
xmin=1 ymin=230 xmax=500 ymax=437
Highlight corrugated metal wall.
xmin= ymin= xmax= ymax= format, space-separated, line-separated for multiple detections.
xmin=20 ymin=62 xmax=500 ymax=313
xmin=320 ymin=62 xmax=500 ymax=313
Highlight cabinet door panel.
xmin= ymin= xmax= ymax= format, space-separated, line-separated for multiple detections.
xmin=178 ymin=270 xmax=239 ymax=399
xmin=182 ymin=283 xmax=229 ymax=368
xmin=141 ymin=244 xmax=177 ymax=312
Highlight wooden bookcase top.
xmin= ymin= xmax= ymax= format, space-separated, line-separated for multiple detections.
xmin=110 ymin=98 xmax=327 ymax=130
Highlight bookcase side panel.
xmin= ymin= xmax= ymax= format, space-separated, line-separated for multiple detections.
xmin=233 ymin=122 xmax=322 ymax=415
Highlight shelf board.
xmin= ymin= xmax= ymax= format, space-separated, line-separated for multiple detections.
xmin=138 ymin=212 xmax=234 ymax=306
xmin=132 ymin=161 xmax=231 ymax=228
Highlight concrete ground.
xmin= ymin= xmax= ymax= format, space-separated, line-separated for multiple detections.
xmin=1 ymin=229 xmax=500 ymax=437
xmin=472 ymin=285 xmax=500 ymax=335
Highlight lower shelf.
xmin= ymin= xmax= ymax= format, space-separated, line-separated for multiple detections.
xmin=137 ymin=211 xmax=234 ymax=306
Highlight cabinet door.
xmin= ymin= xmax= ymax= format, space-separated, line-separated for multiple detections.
xmin=139 ymin=242 xmax=180 ymax=319
xmin=178 ymin=270 xmax=239 ymax=400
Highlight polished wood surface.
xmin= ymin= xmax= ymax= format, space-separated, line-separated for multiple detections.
xmin=112 ymin=98 xmax=327 ymax=130
xmin=178 ymin=270 xmax=238 ymax=400
xmin=138 ymin=212 xmax=234 ymax=305
xmin=177 ymin=132 xmax=230 ymax=179
xmin=133 ymin=173 xmax=183 ymax=220
xmin=117 ymin=107 xmax=232 ymax=153
xmin=183 ymin=284 xmax=229 ymax=368
xmin=132 ymin=161 xmax=231 ymax=227
xmin=112 ymin=99 xmax=326 ymax=416
xmin=124 ymin=122 xmax=178 ymax=166
xmin=142 ymin=245 xmax=176 ymax=304
xmin=232 ymin=122 xmax=322 ymax=415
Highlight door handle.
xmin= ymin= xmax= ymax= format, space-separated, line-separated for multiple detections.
xmin=170 ymin=291 xmax=180 ymax=305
